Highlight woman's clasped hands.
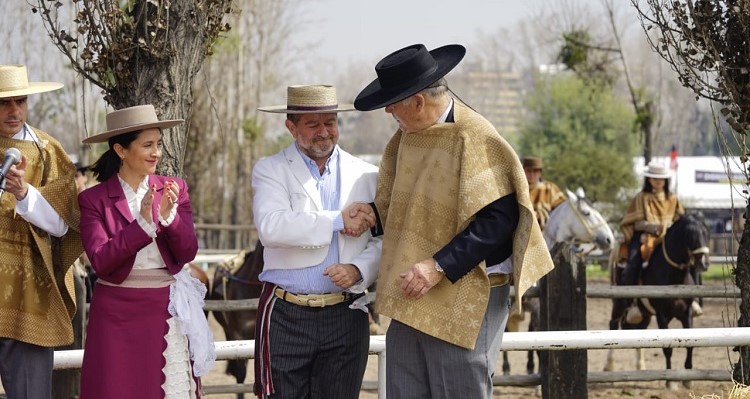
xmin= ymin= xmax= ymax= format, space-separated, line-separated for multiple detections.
xmin=140 ymin=181 xmax=179 ymax=224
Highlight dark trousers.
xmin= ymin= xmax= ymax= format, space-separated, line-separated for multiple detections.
xmin=0 ymin=338 xmax=53 ymax=399
xmin=266 ymin=298 xmax=369 ymax=399
xmin=621 ymin=233 xmax=643 ymax=286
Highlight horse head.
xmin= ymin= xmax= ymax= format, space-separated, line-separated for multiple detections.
xmin=663 ymin=214 xmax=710 ymax=273
xmin=545 ymin=187 xmax=615 ymax=251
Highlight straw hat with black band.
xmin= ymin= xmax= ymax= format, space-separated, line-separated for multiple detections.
xmin=83 ymin=104 xmax=183 ymax=144
xmin=258 ymin=85 xmax=355 ymax=114
xmin=354 ymin=44 xmax=466 ymax=111
xmin=0 ymin=64 xmax=63 ymax=98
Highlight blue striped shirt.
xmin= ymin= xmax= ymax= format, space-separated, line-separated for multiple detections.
xmin=258 ymin=145 xmax=345 ymax=294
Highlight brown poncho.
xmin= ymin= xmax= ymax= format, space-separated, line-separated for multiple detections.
xmin=374 ymin=102 xmax=554 ymax=349
xmin=0 ymin=127 xmax=82 ymax=346
xmin=529 ymin=180 xmax=567 ymax=230
xmin=620 ymin=190 xmax=684 ymax=243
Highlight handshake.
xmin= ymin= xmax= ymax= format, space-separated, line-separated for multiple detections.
xmin=341 ymin=202 xmax=376 ymax=237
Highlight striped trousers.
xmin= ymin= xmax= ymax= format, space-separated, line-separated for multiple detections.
xmin=263 ymin=297 xmax=369 ymax=399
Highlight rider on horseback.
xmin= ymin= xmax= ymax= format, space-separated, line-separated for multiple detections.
xmin=523 ymin=156 xmax=567 ymax=231
xmin=618 ymin=161 xmax=702 ymax=320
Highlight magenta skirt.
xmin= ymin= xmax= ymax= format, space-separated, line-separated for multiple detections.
xmin=80 ymin=282 xmax=199 ymax=398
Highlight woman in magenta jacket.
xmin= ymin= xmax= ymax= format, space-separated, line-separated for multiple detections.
xmin=78 ymin=105 xmax=213 ymax=398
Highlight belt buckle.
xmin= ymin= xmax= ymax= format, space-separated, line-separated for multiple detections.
xmin=306 ymin=297 xmax=326 ymax=307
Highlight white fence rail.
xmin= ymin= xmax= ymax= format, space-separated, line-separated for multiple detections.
xmin=53 ymin=328 xmax=750 ymax=397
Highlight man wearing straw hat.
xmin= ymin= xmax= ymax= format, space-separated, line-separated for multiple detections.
xmin=352 ymin=44 xmax=554 ymax=398
xmin=0 ymin=64 xmax=82 ymax=398
xmin=252 ymin=85 xmax=382 ymax=398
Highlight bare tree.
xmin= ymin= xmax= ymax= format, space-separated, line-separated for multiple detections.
xmin=184 ymin=0 xmax=308 ymax=249
xmin=32 ymin=0 xmax=234 ymax=176
xmin=630 ymin=0 xmax=750 ymax=382
xmin=3 ymin=3 xmax=105 ymax=158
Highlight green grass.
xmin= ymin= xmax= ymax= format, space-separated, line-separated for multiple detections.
xmin=584 ymin=262 xmax=735 ymax=282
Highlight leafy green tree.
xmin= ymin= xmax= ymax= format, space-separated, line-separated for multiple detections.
xmin=519 ymin=74 xmax=638 ymax=204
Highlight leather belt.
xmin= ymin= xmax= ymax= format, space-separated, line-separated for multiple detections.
xmin=274 ymin=288 xmax=360 ymax=308
xmin=488 ymin=273 xmax=510 ymax=287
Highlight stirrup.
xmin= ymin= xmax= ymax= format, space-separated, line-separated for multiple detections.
xmin=691 ymin=301 xmax=704 ymax=317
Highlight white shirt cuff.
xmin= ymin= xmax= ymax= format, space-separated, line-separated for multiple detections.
xmin=137 ymin=214 xmax=158 ymax=238
xmin=159 ymin=205 xmax=178 ymax=226
xmin=15 ymin=185 xmax=69 ymax=237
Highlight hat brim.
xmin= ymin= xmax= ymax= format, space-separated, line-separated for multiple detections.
xmin=643 ymin=171 xmax=671 ymax=179
xmin=0 ymin=82 xmax=63 ymax=99
xmin=354 ymin=44 xmax=466 ymax=111
xmin=258 ymin=103 xmax=356 ymax=114
xmin=83 ymin=120 xmax=183 ymax=144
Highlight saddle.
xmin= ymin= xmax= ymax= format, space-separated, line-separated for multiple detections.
xmin=213 ymin=250 xmax=248 ymax=300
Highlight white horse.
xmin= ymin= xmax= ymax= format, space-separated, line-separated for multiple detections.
xmin=544 ymin=188 xmax=615 ymax=252
xmin=501 ymin=187 xmax=614 ymax=376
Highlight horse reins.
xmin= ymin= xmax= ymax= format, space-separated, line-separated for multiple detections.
xmin=661 ymin=240 xmax=709 ymax=270
xmin=557 ymin=199 xmax=609 ymax=256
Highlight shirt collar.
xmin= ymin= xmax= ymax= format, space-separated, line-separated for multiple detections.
xmin=118 ymin=174 xmax=150 ymax=196
xmin=294 ymin=143 xmax=339 ymax=176
xmin=436 ymin=98 xmax=454 ymax=124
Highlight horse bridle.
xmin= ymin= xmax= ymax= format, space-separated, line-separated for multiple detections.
xmin=217 ymin=250 xmax=263 ymax=286
xmin=548 ymin=199 xmax=609 ymax=255
xmin=661 ymin=240 xmax=709 ymax=270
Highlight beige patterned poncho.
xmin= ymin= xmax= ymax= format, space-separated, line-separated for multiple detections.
xmin=0 ymin=127 xmax=82 ymax=347
xmin=620 ymin=190 xmax=684 ymax=244
xmin=374 ymin=102 xmax=554 ymax=349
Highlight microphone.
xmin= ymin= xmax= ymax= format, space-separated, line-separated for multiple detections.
xmin=0 ymin=148 xmax=21 ymax=178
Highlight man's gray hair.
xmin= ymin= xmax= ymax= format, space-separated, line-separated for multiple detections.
xmin=420 ymin=78 xmax=449 ymax=98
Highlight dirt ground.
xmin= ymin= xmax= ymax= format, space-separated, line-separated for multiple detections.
xmin=202 ymin=276 xmax=743 ymax=398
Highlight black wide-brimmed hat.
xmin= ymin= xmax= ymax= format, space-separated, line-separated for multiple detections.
xmin=74 ymin=162 xmax=89 ymax=173
xmin=354 ymin=44 xmax=466 ymax=111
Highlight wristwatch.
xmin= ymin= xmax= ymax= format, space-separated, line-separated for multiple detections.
xmin=434 ymin=260 xmax=445 ymax=274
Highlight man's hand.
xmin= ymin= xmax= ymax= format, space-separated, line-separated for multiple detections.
xmin=324 ymin=263 xmax=362 ymax=289
xmin=4 ymin=155 xmax=29 ymax=201
xmin=342 ymin=202 xmax=375 ymax=237
xmin=399 ymin=258 xmax=444 ymax=300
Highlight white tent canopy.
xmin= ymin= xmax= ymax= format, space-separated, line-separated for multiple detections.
xmin=636 ymin=156 xmax=747 ymax=210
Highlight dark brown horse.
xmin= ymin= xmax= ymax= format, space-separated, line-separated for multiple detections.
xmin=209 ymin=241 xmax=264 ymax=399
xmin=605 ymin=214 xmax=709 ymax=389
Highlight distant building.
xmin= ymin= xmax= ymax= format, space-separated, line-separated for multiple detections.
xmin=455 ymin=62 xmax=524 ymax=143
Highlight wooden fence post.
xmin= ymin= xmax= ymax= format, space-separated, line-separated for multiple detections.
xmin=539 ymin=243 xmax=588 ymax=399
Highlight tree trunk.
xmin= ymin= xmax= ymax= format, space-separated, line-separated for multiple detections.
xmin=733 ymin=203 xmax=750 ymax=383
xmin=104 ymin=0 xmax=231 ymax=177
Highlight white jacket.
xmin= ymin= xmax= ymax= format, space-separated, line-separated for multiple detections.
xmin=252 ymin=144 xmax=381 ymax=290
